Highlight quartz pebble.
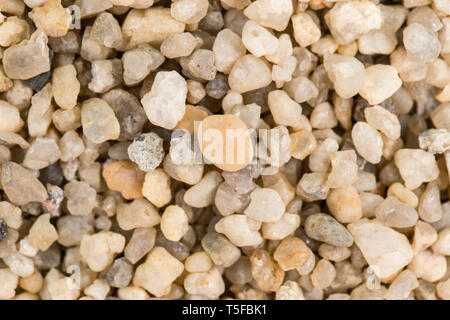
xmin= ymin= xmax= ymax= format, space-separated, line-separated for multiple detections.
xmin=364 ymin=105 xmax=401 ymax=141
xmin=122 ymin=44 xmax=164 ymax=86
xmin=133 ymin=247 xmax=184 ymax=297
xmin=88 ymin=59 xmax=123 ymax=94
xmin=408 ymin=249 xmax=447 ymax=282
xmin=180 ymin=49 xmax=217 ymax=81
xmin=404 ymin=23 xmax=441 ymax=63
xmin=52 ymin=65 xmax=80 ymax=110
xmin=64 ymin=180 xmax=96 ymax=216
xmin=242 ymin=21 xmax=278 ymax=58
xmin=311 ymin=259 xmax=336 ymax=290
xmin=170 ymin=0 xmax=208 ymax=24
xmin=28 ymin=214 xmax=58 ymax=251
xmin=201 ymin=232 xmax=240 ymax=268
xmin=1 ymin=162 xmax=47 ymax=206
xmin=116 ymin=198 xmax=160 ymax=231
xmin=122 ymin=8 xmax=185 ymax=48
xmin=213 ymin=29 xmax=246 ymax=74
xmin=228 ymin=55 xmax=272 ymax=93
xmin=184 ymin=267 xmax=225 ymax=298
xmin=102 ymin=89 xmax=147 ymax=141
xmin=161 ymin=33 xmax=197 ymax=60
xmin=0 ymin=101 xmax=23 ymax=133
xmin=324 ymin=54 xmax=365 ymax=99
xmin=28 ymin=0 xmax=70 ymax=38
xmin=292 ymin=13 xmax=321 ymax=48
xmin=244 ymin=188 xmax=285 ymax=223
xmin=57 ymin=216 xmax=94 ymax=247
xmin=141 ymin=71 xmax=187 ymax=130
xmin=273 ymin=237 xmax=310 ymax=271
xmin=103 ymin=161 xmax=145 ymax=200
xmin=348 ymin=219 xmax=413 ymax=279
xmin=359 ymin=65 xmax=402 ymax=105
xmin=418 ymin=181 xmax=442 ymax=223
xmin=184 ymin=171 xmax=222 ymax=208
xmin=326 ymin=186 xmax=363 ymax=224
xmin=394 ymin=149 xmax=440 ymax=190
xmin=161 ymin=205 xmax=189 ymax=242
xmin=325 ymin=0 xmax=382 ymax=45
xmin=100 ymin=258 xmax=132 ymax=289
xmin=386 ymin=270 xmax=419 ymax=300
xmin=23 ymin=138 xmax=61 ymax=171
xmin=185 ymin=252 xmax=212 ymax=273
xmin=142 ymin=168 xmax=172 ymax=207
xmin=3 ymin=30 xmax=51 ymax=80
xmin=81 ymin=98 xmax=120 ymax=144
xmin=80 ymin=231 xmax=126 ymax=272
xmin=419 ymin=129 xmax=450 ymax=154
xmin=243 ymin=0 xmax=292 ymax=32
xmin=326 ymin=150 xmax=359 ymax=188
xmin=351 ymin=122 xmax=383 ymax=164
xmin=375 ymin=196 xmax=419 ymax=228
xmin=0 ymin=269 xmax=19 ymax=299
xmin=91 ymin=12 xmax=123 ymax=49
xmin=250 ymin=249 xmax=284 ymax=292
xmin=215 ymin=214 xmax=263 ymax=247
xmin=262 ymin=213 xmax=300 ymax=241
xmin=0 ymin=17 xmax=29 ymax=47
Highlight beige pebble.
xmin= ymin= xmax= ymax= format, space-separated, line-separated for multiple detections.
xmin=365 ymin=105 xmax=401 ymax=140
xmin=244 ymin=188 xmax=285 ymax=223
xmin=348 ymin=219 xmax=413 ymax=279
xmin=273 ymin=236 xmax=310 ymax=271
xmin=412 ymin=220 xmax=438 ymax=254
xmin=243 ymin=0 xmax=292 ymax=31
xmin=213 ymin=29 xmax=246 ymax=74
xmin=408 ymin=249 xmax=447 ymax=282
xmin=52 ymin=64 xmax=80 ymax=110
xmin=359 ymin=65 xmax=402 ymax=105
xmin=261 ymin=213 xmax=301 ymax=240
xmin=184 ymin=252 xmax=213 ymax=273
xmin=215 ymin=214 xmax=263 ymax=247
xmin=387 ymin=183 xmax=419 ymax=208
xmin=0 ymin=268 xmax=19 ymax=299
xmin=0 ymin=101 xmax=23 ymax=133
xmin=142 ymin=168 xmax=172 ymax=208
xmin=103 ymin=161 xmax=145 ymax=200
xmin=394 ymin=149 xmax=440 ymax=190
xmin=133 ymin=247 xmax=184 ymax=297
xmin=80 ymin=231 xmax=126 ymax=272
xmin=184 ymin=267 xmax=225 ymax=298
xmin=117 ymin=198 xmax=160 ymax=231
xmin=122 ymin=8 xmax=185 ymax=48
xmin=161 ymin=205 xmax=189 ymax=241
xmin=184 ymin=171 xmax=222 ymax=208
xmin=228 ymin=55 xmax=272 ymax=94
xmin=28 ymin=0 xmax=70 ymax=37
xmin=81 ymin=98 xmax=120 ymax=144
xmin=27 ymin=213 xmax=58 ymax=251
xmin=311 ymin=259 xmax=336 ymax=290
xmin=290 ymin=130 xmax=317 ymax=160
xmin=326 ymin=185 xmax=362 ymax=224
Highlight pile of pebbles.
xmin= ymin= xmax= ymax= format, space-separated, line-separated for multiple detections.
xmin=0 ymin=0 xmax=449 ymax=300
